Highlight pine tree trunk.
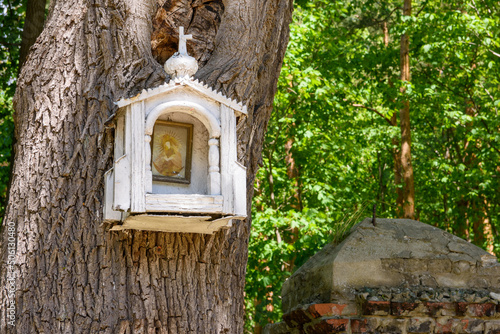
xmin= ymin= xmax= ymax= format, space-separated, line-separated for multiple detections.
xmin=0 ymin=0 xmax=293 ymax=332
xmin=399 ymin=0 xmax=415 ymax=219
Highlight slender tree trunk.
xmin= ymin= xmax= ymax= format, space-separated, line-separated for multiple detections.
xmin=0 ymin=0 xmax=293 ymax=333
xmin=267 ymin=149 xmax=278 ymax=210
xmin=285 ymin=138 xmax=302 ymax=211
xmin=283 ymin=137 xmax=299 ymax=273
xmin=376 ymin=152 xmax=387 ymax=212
xmin=392 ymin=113 xmax=404 ymax=216
xmin=383 ymin=20 xmax=403 ymax=216
xmin=399 ymin=0 xmax=415 ymax=219
xmin=462 ymin=99 xmax=492 ymax=249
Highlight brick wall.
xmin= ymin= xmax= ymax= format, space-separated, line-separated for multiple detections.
xmin=266 ymin=298 xmax=500 ymax=334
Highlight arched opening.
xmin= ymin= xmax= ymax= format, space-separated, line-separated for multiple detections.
xmin=151 ymin=114 xmax=209 ymax=195
xmin=145 ymin=101 xmax=221 ymax=196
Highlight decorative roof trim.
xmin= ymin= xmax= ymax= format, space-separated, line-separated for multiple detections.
xmin=115 ymin=76 xmax=247 ymax=115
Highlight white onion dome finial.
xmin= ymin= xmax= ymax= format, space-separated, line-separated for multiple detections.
xmin=164 ymin=27 xmax=198 ymax=79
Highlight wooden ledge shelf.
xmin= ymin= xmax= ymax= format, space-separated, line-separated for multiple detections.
xmin=110 ymin=214 xmax=245 ymax=234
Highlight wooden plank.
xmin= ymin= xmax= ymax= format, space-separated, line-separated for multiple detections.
xmin=115 ymin=77 xmax=248 ymax=116
xmin=112 ymin=106 xmax=132 ymax=211
xmin=220 ymin=104 xmax=236 ymax=214
xmin=109 ymin=214 xmax=242 ymax=234
xmin=113 ymin=154 xmax=130 ymax=211
xmin=145 ymin=194 xmax=223 ymax=213
xmin=233 ymin=162 xmax=247 ymax=216
xmin=115 ymin=114 xmax=125 ymax=157
xmin=130 ymin=102 xmax=146 ymax=213
xmin=104 ymin=168 xmax=122 ymax=221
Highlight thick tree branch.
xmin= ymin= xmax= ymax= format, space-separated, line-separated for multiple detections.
xmin=19 ymin=0 xmax=47 ymax=70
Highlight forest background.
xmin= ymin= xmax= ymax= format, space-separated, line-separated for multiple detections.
xmin=0 ymin=0 xmax=499 ymax=333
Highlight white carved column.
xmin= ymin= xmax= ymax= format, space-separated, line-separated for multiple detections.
xmin=208 ymin=138 xmax=221 ymax=195
xmin=145 ymin=134 xmax=152 ymax=193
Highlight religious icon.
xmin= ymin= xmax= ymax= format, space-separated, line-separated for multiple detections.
xmin=151 ymin=121 xmax=193 ymax=184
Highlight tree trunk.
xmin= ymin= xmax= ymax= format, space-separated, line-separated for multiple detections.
xmin=399 ymin=0 xmax=415 ymax=219
xmin=0 ymin=0 xmax=293 ymax=332
xmin=285 ymin=138 xmax=303 ymax=211
xmin=382 ymin=20 xmax=403 ymax=216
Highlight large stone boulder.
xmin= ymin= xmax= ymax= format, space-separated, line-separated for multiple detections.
xmin=281 ymin=218 xmax=500 ymax=314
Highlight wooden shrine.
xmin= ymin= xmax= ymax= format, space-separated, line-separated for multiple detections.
xmin=104 ymin=27 xmax=247 ymax=234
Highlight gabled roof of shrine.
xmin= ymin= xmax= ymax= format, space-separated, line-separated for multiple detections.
xmin=115 ymin=76 xmax=248 ymax=115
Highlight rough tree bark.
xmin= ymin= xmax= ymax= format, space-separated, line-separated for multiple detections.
xmin=399 ymin=0 xmax=415 ymax=219
xmin=0 ymin=0 xmax=293 ymax=332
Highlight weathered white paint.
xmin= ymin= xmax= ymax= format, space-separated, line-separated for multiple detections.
xmin=112 ymin=111 xmax=130 ymax=211
xmin=164 ymin=27 xmax=198 ymax=79
xmin=106 ymin=53 xmax=248 ymax=233
xmin=130 ymin=101 xmax=146 ymax=213
xmin=220 ymin=104 xmax=236 ymax=214
xmin=145 ymin=100 xmax=221 ymax=138
xmin=145 ymin=134 xmax=153 ymax=193
xmin=178 ymin=27 xmax=191 ymax=55
xmin=142 ymin=88 xmax=221 ymax=122
xmin=104 ymin=168 xmax=122 ymax=221
xmin=208 ymin=138 xmax=221 ymax=195
xmin=233 ymin=162 xmax=247 ymax=216
xmin=116 ymin=76 xmax=247 ymax=116
xmin=145 ymin=194 xmax=223 ymax=213
xmin=113 ymin=154 xmax=130 ymax=211
xmin=114 ymin=114 xmax=125 ymax=157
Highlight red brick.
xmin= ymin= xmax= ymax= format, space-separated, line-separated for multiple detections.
xmin=425 ymin=302 xmax=457 ymax=317
xmin=307 ymin=303 xmax=351 ymax=318
xmin=350 ymin=318 xmax=369 ymax=333
xmin=362 ymin=300 xmax=391 ymax=316
xmin=391 ymin=302 xmax=421 ymax=316
xmin=434 ymin=318 xmax=480 ymax=334
xmin=283 ymin=308 xmax=311 ymax=328
xmin=457 ymin=303 xmax=496 ymax=317
xmin=305 ymin=318 xmax=349 ymax=334
xmin=435 ymin=318 xmax=455 ymax=334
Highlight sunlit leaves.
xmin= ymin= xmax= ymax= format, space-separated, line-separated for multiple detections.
xmin=246 ymin=0 xmax=500 ymax=331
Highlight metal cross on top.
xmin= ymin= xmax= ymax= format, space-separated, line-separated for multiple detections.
xmin=178 ymin=27 xmax=192 ymax=55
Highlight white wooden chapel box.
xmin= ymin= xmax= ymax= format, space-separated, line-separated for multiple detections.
xmin=104 ymin=27 xmax=247 ymax=234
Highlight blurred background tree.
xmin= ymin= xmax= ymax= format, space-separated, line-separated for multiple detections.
xmin=245 ymin=0 xmax=500 ymax=332
xmin=0 ymin=0 xmax=25 ymax=218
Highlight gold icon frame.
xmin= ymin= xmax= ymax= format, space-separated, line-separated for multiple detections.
xmin=151 ymin=120 xmax=193 ymax=184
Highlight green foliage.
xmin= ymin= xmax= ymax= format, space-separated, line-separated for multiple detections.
xmin=0 ymin=0 xmax=24 ymax=218
xmin=246 ymin=0 xmax=500 ymax=331
xmin=0 ymin=1 xmax=498 ymax=331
